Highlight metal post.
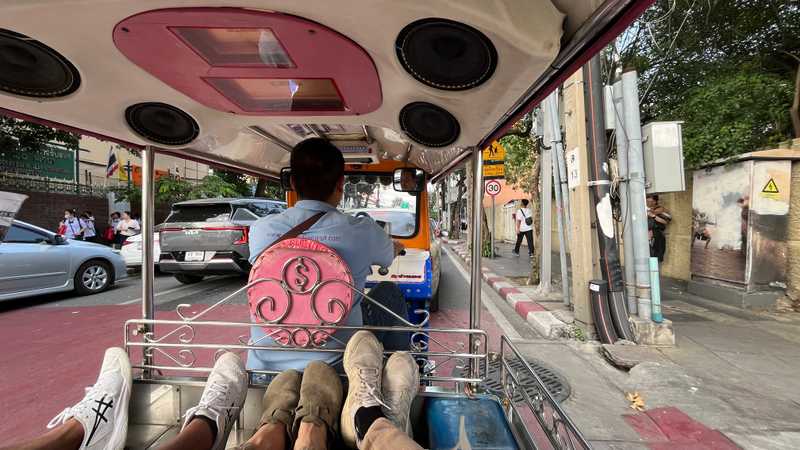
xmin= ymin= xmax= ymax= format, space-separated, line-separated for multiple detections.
xmin=539 ymin=121 xmax=553 ymax=292
xmin=621 ymin=70 xmax=652 ymax=321
xmin=469 ymin=149 xmax=484 ymax=379
xmin=141 ymin=146 xmax=156 ymax=374
xmin=491 ymin=195 xmax=495 ymax=259
xmin=545 ymin=93 xmax=571 ymax=305
xmin=612 ymin=80 xmax=637 ymax=314
xmin=546 ymin=91 xmax=572 ymax=241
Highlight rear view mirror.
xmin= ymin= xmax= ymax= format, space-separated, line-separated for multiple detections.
xmin=280 ymin=167 xmax=292 ymax=191
xmin=393 ymin=168 xmax=425 ymax=193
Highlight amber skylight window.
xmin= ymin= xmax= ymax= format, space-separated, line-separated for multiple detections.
xmin=172 ymin=27 xmax=294 ymax=67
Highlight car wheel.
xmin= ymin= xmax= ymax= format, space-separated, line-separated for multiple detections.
xmin=75 ymin=260 xmax=113 ymax=295
xmin=175 ymin=273 xmax=204 ymax=284
xmin=429 ymin=286 xmax=440 ymax=313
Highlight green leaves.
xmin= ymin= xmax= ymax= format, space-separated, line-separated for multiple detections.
xmin=109 ymin=174 xmax=244 ymax=208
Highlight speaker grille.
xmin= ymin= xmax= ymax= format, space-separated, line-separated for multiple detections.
xmin=0 ymin=29 xmax=80 ymax=98
xmin=399 ymin=102 xmax=460 ymax=148
xmin=396 ymin=18 xmax=497 ymax=91
xmin=125 ymin=103 xmax=199 ymax=146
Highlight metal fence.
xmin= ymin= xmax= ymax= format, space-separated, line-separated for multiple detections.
xmin=0 ymin=174 xmax=108 ymax=197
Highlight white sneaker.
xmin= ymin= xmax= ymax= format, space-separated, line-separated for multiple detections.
xmin=47 ymin=347 xmax=132 ymax=450
xmin=341 ymin=331 xmax=386 ymax=449
xmin=381 ymin=352 xmax=420 ymax=438
xmin=182 ymin=352 xmax=248 ymax=450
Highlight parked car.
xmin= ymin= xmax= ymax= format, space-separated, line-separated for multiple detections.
xmin=159 ymin=198 xmax=287 ymax=284
xmin=0 ymin=220 xmax=127 ymax=301
xmin=120 ymin=231 xmax=161 ymax=269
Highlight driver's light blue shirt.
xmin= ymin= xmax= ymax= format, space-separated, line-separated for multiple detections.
xmin=246 ymin=200 xmax=394 ymax=372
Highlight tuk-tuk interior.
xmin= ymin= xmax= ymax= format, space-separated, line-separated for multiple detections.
xmin=0 ymin=1 xmax=651 ymax=447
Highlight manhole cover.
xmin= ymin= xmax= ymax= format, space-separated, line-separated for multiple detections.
xmin=458 ymin=356 xmax=571 ymax=403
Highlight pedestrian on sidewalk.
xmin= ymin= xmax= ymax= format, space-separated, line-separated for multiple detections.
xmin=59 ymin=209 xmax=82 ymax=240
xmin=647 ymin=194 xmax=672 ymax=262
xmin=513 ymin=199 xmax=534 ymax=257
xmin=79 ymin=211 xmax=97 ymax=243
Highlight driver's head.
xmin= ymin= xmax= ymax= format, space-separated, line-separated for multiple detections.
xmin=290 ymin=138 xmax=345 ymax=205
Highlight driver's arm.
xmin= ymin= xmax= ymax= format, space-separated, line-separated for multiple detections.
xmin=368 ymin=221 xmax=396 ymax=268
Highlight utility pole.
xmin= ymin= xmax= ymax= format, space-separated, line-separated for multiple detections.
xmin=621 ymin=70 xmax=652 ymax=321
xmin=584 ymin=56 xmax=634 ymax=341
xmin=544 ymin=94 xmax=571 ymax=306
xmin=538 ymin=128 xmax=553 ymax=293
xmin=612 ymin=80 xmax=638 ymax=314
xmin=562 ymin=70 xmax=599 ymax=330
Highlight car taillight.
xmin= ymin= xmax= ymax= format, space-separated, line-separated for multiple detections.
xmin=122 ymin=239 xmax=133 ymax=246
xmin=233 ymin=227 xmax=249 ymax=245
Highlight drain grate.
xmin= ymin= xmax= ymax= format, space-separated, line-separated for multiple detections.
xmin=457 ymin=356 xmax=571 ymax=403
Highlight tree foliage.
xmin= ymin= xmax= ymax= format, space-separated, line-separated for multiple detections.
xmin=110 ymin=174 xmax=243 ymax=207
xmin=612 ymin=0 xmax=800 ymax=165
xmin=0 ymin=116 xmax=79 ymax=152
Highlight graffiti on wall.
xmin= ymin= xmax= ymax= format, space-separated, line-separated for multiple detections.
xmin=691 ymin=160 xmax=791 ymax=290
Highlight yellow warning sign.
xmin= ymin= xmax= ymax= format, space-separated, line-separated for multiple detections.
xmin=482 ymin=141 xmax=506 ymax=162
xmin=483 ymin=162 xmax=505 ymax=179
xmin=762 ymin=178 xmax=779 ymax=194
xmin=761 ymin=178 xmax=780 ymax=200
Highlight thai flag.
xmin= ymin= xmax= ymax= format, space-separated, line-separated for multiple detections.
xmin=106 ymin=147 xmax=119 ymax=177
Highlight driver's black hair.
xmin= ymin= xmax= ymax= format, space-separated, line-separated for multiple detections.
xmin=521 ymin=199 xmax=529 ymax=206
xmin=290 ymin=138 xmax=344 ymax=201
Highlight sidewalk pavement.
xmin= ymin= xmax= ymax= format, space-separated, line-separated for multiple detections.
xmin=444 ymin=239 xmax=800 ymax=449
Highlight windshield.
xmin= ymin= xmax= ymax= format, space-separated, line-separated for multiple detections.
xmin=339 ymin=173 xmax=418 ymax=238
xmin=165 ymin=204 xmax=232 ymax=223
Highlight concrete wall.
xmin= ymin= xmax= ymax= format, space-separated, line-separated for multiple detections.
xmin=658 ymin=176 xmax=694 ymax=281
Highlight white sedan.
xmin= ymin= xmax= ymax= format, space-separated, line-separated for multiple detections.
xmin=120 ymin=232 xmax=161 ymax=268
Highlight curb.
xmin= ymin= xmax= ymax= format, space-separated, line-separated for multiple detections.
xmin=449 ymin=243 xmax=568 ymax=339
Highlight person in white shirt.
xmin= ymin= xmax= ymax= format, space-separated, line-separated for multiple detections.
xmin=115 ymin=210 xmax=140 ymax=240
xmin=79 ymin=211 xmax=97 ymax=243
xmin=60 ymin=209 xmax=82 ymax=240
xmin=513 ymin=199 xmax=534 ymax=257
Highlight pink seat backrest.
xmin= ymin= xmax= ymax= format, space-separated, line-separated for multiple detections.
xmin=248 ymin=238 xmax=354 ymax=347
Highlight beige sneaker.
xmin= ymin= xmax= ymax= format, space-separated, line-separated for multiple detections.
xmin=340 ymin=331 xmax=385 ymax=448
xmin=381 ymin=352 xmax=420 ymax=437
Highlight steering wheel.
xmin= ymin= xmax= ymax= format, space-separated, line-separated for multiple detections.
xmin=355 ymin=211 xmax=371 ymax=219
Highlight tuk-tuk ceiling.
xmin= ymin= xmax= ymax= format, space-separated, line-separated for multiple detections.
xmin=0 ymin=0 xmax=648 ymax=179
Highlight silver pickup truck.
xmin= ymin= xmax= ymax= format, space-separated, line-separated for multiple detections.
xmin=159 ymin=198 xmax=286 ymax=284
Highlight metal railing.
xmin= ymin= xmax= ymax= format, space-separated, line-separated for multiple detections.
xmin=0 ymin=174 xmax=107 ymax=197
xmin=124 ymin=275 xmax=489 ymax=386
xmin=500 ymin=335 xmax=591 ymax=450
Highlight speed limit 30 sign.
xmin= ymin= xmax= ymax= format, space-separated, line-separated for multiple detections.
xmin=485 ymin=180 xmax=502 ymax=196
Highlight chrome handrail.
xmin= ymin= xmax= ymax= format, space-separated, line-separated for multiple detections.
xmin=500 ymin=336 xmax=590 ymax=450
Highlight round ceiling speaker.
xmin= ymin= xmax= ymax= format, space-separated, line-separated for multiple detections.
xmin=0 ymin=29 xmax=80 ymax=98
xmin=125 ymin=103 xmax=199 ymax=146
xmin=399 ymin=102 xmax=460 ymax=148
xmin=396 ymin=18 xmax=497 ymax=91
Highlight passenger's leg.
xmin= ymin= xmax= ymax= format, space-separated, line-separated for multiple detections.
xmin=342 ymin=331 xmax=420 ymax=450
xmin=524 ymin=230 xmax=534 ymax=256
xmin=0 ymin=421 xmax=83 ymax=450
xmin=2 ymin=348 xmax=132 ymax=450
xmin=292 ymin=361 xmax=343 ymax=450
xmin=513 ymin=232 xmax=523 ymax=255
xmin=160 ymin=352 xmax=248 ymax=450
xmin=361 ymin=418 xmax=422 ymax=450
xmin=361 ymin=282 xmax=410 ymax=351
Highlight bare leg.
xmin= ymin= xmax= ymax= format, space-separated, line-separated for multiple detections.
xmin=293 ymin=422 xmax=327 ymax=450
xmin=157 ymin=417 xmax=215 ymax=450
xmin=239 ymin=422 xmax=286 ymax=450
xmin=1 ymin=419 xmax=83 ymax=450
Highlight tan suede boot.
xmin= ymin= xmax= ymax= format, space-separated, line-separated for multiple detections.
xmin=258 ymin=369 xmax=301 ymax=444
xmin=293 ymin=361 xmax=344 ymax=444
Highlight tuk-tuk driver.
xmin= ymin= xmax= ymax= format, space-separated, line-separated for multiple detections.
xmin=247 ymin=138 xmax=408 ymax=374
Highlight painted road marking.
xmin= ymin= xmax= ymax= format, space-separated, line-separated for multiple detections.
xmin=120 ymin=276 xmax=226 ymax=305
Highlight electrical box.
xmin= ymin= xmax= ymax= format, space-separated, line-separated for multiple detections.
xmin=642 ymin=121 xmax=686 ymax=193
